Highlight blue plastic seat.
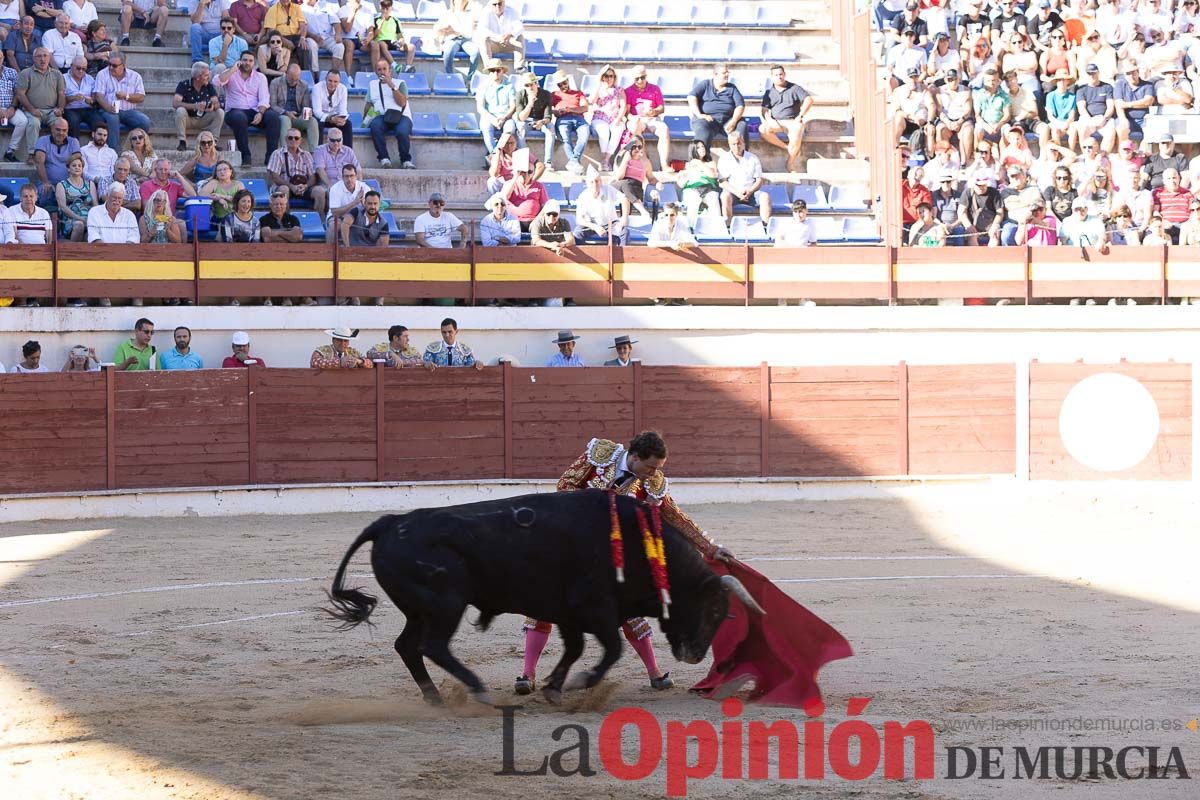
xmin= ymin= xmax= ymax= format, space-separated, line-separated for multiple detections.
xmin=763 ymin=184 xmax=792 ymax=212
xmin=726 ymin=38 xmax=759 ymax=62
xmin=555 ymin=1 xmax=593 ymax=23
xmin=544 ymin=181 xmax=569 ymax=206
xmin=829 ymin=185 xmax=869 ymax=212
xmin=577 ymin=72 xmax=598 ymax=97
xmin=663 ymin=115 xmax=693 ymax=138
xmin=469 ymin=72 xmax=487 ymax=95
xmin=351 ymin=72 xmax=374 ymax=96
xmin=364 ymin=179 xmax=382 ymax=194
xmin=653 ymin=183 xmax=679 ymax=206
xmin=525 ymin=37 xmax=550 ymax=60
xmin=656 ymin=2 xmax=692 ymax=25
xmin=379 ymin=211 xmax=405 ymax=240
xmin=730 ymin=216 xmax=771 ymax=243
xmin=657 ymin=73 xmax=693 ymax=98
xmin=402 ymin=72 xmax=431 ymax=95
xmin=813 ymin=216 xmax=846 ymax=244
xmin=692 ymin=216 xmax=731 ymax=243
xmin=756 ymin=5 xmax=792 ymax=27
xmin=348 ymin=112 xmax=369 ymax=136
xmin=589 ymin=37 xmax=623 ymax=61
xmin=626 ymin=219 xmax=652 ymax=243
xmin=433 ymin=72 xmax=468 ymax=95
xmin=551 ymin=35 xmax=590 ymax=60
xmin=657 ymin=37 xmax=692 ymax=61
xmin=624 ymin=2 xmax=665 ymax=25
xmin=443 ymin=112 xmax=481 ymax=137
xmin=762 ymin=38 xmax=796 ymax=62
xmin=293 ymin=211 xmax=327 ymax=240
xmin=724 ymin=5 xmax=759 ymax=26
xmin=843 ymin=217 xmax=881 ymax=243
xmin=242 ymin=178 xmax=270 ymax=208
xmin=522 ymin=0 xmax=558 ymax=22
xmin=411 ymin=112 xmax=445 ymax=136
xmin=300 ymin=71 xmax=314 ymax=87
xmin=0 ymin=177 xmax=29 ymax=206
xmin=414 ymin=0 xmax=442 ymax=21
xmin=792 ymin=183 xmax=831 ymax=211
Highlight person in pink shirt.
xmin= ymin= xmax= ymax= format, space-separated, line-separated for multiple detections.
xmin=624 ymin=65 xmax=670 ymax=170
xmin=139 ymin=156 xmax=196 ymax=208
xmin=216 ymin=50 xmax=279 ymax=166
xmin=1017 ymin=199 xmax=1058 ymax=245
xmin=499 ymin=166 xmax=547 ymax=230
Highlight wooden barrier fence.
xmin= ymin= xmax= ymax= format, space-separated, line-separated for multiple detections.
xmin=5 ymin=243 xmax=1200 ymax=302
xmin=0 ymin=362 xmax=1020 ymax=495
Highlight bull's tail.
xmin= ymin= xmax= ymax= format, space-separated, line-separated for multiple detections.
xmin=323 ymin=516 xmax=392 ymax=631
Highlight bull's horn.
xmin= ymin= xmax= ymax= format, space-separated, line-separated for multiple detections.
xmin=720 ymin=575 xmax=766 ymax=615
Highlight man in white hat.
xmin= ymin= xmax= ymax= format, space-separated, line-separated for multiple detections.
xmin=478 ymin=59 xmax=517 ymax=154
xmin=222 ymin=330 xmax=266 ymax=368
xmin=310 ymin=326 xmax=373 ymax=368
xmin=573 ymin=165 xmax=628 ymax=245
xmin=545 ymin=330 xmax=584 ymax=367
xmin=480 ymin=192 xmax=520 ymax=246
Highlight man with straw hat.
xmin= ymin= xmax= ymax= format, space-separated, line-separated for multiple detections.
xmin=478 ymin=58 xmax=517 ymax=155
xmin=515 ymin=68 xmax=554 ymax=165
xmin=546 ymin=329 xmax=584 ymax=367
xmin=310 ymin=326 xmax=373 ymax=368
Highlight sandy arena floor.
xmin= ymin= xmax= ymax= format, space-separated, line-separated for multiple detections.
xmin=1 ymin=487 xmax=1198 ymax=799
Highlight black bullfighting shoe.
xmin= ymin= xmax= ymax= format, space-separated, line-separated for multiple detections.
xmin=514 ymin=675 xmax=535 ymax=695
xmin=650 ymin=672 xmax=674 ymax=690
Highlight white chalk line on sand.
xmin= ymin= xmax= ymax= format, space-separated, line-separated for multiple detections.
xmin=122 ymin=610 xmax=309 ymax=638
xmin=743 ymin=555 xmax=976 ymax=562
xmin=776 ymin=574 xmax=1054 ymax=584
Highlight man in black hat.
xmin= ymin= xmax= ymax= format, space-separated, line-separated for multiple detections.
xmin=546 ymin=330 xmax=584 ymax=367
xmin=889 ymin=1 xmax=928 ymax=49
xmin=603 ymin=335 xmax=637 ymax=367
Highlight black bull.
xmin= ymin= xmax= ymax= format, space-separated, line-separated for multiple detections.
xmin=325 ymin=489 xmax=763 ymax=704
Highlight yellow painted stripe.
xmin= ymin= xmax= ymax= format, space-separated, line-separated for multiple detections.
xmin=476 ymin=261 xmax=608 ymax=282
xmin=0 ymin=260 xmax=53 ymax=280
xmin=1167 ymin=262 xmax=1200 ymax=280
xmin=615 ymin=262 xmax=746 ymax=283
xmin=199 ymin=260 xmax=331 ymax=280
xmin=1032 ymin=263 xmax=1161 ymax=281
xmin=752 ymin=262 xmax=888 ymax=283
xmin=58 ymin=260 xmax=194 ymax=280
xmin=339 ymin=261 xmax=471 ymax=282
xmin=895 ymin=262 xmax=1025 ymax=282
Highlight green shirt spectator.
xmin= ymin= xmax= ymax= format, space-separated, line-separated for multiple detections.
xmin=114 ymin=317 xmax=157 ymax=370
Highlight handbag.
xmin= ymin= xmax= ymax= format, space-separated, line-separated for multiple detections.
xmin=377 ymin=81 xmax=405 ymax=125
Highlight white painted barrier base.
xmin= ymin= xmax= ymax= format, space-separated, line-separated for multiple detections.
xmin=0 ymin=476 xmax=1009 ymax=523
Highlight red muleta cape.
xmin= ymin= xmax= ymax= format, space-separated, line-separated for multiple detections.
xmin=690 ymin=559 xmax=853 ymax=712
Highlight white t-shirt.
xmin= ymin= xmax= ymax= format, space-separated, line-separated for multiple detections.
xmin=3 ymin=205 xmax=52 ymax=244
xmin=80 ymin=142 xmax=117 ymax=183
xmin=339 ymin=2 xmax=377 ymax=40
xmin=9 ymin=363 xmax=48 ymax=373
xmin=327 ymin=179 xmax=367 ymax=219
xmin=774 ymin=218 xmax=816 ymax=247
xmin=717 ymin=150 xmax=764 ymax=195
xmin=86 ymin=205 xmax=139 ymax=243
xmin=648 ymin=217 xmax=696 ymax=247
xmin=64 ymin=1 xmax=98 ymax=30
xmin=414 ymin=210 xmax=464 ymax=248
xmin=0 ymin=0 xmax=20 ymax=19
xmin=302 ymin=0 xmax=338 ymax=39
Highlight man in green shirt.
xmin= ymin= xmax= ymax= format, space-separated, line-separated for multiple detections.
xmin=971 ymin=68 xmax=1011 ymax=150
xmin=113 ymin=317 xmax=157 ymax=370
xmin=366 ymin=0 xmax=415 ymax=73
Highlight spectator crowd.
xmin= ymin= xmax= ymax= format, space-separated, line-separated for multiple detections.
xmin=884 ymin=0 xmax=1200 ymax=248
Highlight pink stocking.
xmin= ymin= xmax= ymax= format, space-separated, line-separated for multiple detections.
xmin=522 ymin=628 xmax=550 ymax=679
xmin=627 ymin=632 xmax=661 ymax=678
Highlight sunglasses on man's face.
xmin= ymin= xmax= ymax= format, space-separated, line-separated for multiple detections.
xmin=329 ymin=137 xmax=343 ymax=143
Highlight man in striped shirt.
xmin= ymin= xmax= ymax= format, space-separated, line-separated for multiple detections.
xmin=1151 ymin=168 xmax=1194 ymax=243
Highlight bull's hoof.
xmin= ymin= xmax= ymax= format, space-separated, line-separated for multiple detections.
xmin=563 ymin=671 xmax=590 ymax=692
xmin=542 ymin=686 xmax=563 ymax=705
xmin=514 ymin=675 xmax=535 ymax=695
xmin=472 ymin=690 xmax=495 ymax=706
xmin=421 ymin=692 xmax=445 ymax=706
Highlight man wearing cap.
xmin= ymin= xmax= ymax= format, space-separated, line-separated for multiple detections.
xmin=480 ymin=192 xmax=520 ymax=246
xmin=222 ymin=331 xmax=266 ymax=368
xmin=573 ymin=165 xmax=628 ymax=245
xmin=311 ymin=327 xmax=373 ymax=369
xmin=515 ymin=69 xmax=554 ymax=165
xmin=931 ymin=173 xmax=966 ymax=245
xmin=957 ymin=170 xmax=1004 ymax=245
xmin=889 ymin=1 xmax=928 ymax=49
xmin=989 ymin=0 xmax=1025 ymax=46
xmin=775 ymin=198 xmax=817 ymax=247
xmin=956 ymin=1 xmax=989 ymax=47
xmin=423 ymin=317 xmax=481 ymax=369
xmin=624 ymin=66 xmax=670 ymax=171
xmin=477 ymin=59 xmax=516 ymax=155
xmin=1059 ymin=196 xmax=1107 ymax=247
xmin=546 ymin=330 xmax=584 ymax=367
xmin=885 ymin=27 xmax=926 ymax=89
xmin=1073 ymin=63 xmax=1116 ymax=153
xmin=1143 ymin=134 xmax=1188 ymax=190
xmin=1026 ymin=0 xmax=1064 ymax=52
xmin=475 ymin=0 xmax=524 ymax=73
xmin=935 ymin=68 xmax=973 ymax=162
xmin=1155 ymin=64 xmax=1193 ymax=116
xmin=603 ymin=335 xmax=636 ymax=367
xmin=892 ymin=65 xmax=932 ymax=151
xmin=759 ymin=64 xmax=813 ymax=173
xmin=414 ymin=192 xmax=468 ymax=249
xmin=1113 ymin=62 xmax=1156 ymax=150
xmin=925 ymin=32 xmax=960 ymax=83
xmin=1042 ymin=70 xmax=1076 ymax=152
xmin=971 ymin=68 xmax=1011 ymax=149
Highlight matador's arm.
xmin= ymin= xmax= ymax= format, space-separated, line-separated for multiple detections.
xmin=659 ymin=494 xmax=719 ymax=560
xmin=556 ymin=451 xmax=592 ymax=492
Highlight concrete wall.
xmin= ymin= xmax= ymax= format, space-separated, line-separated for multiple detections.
xmin=5 ymin=306 xmax=1200 ymax=371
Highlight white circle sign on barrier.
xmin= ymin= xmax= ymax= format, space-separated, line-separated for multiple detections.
xmin=1058 ymin=373 xmax=1161 ymax=473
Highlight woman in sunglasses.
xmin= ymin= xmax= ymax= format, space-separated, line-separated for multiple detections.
xmin=257 ymin=29 xmax=291 ymax=80
xmin=120 ymin=127 xmax=156 ymax=179
xmin=181 ymin=133 xmax=221 ymax=183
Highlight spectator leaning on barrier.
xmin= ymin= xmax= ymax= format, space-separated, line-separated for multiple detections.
xmin=688 ymin=63 xmax=746 ymax=153
xmin=326 ymin=162 xmax=365 ymax=237
xmin=775 ymin=199 xmax=816 ymax=247
xmin=173 ymin=61 xmax=224 ymax=152
xmin=1152 ymin=167 xmax=1194 ymax=242
xmin=907 ymin=201 xmax=947 ymax=247
xmin=647 ymin=202 xmax=696 ymax=251
xmin=424 ymin=317 xmax=481 ymax=369
xmin=159 ymin=326 xmax=204 ymax=370
xmin=9 ymin=340 xmax=48 ymax=373
xmin=604 ymin=335 xmax=636 ymax=367
xmin=222 ymin=330 xmax=266 ymax=368
xmin=221 ymin=187 xmax=261 ymax=243
xmin=341 ymin=188 xmax=388 ymax=248
xmin=957 ymin=170 xmax=1003 ymax=246
xmin=140 ymin=188 xmax=186 ymax=245
xmin=114 ymin=317 xmax=157 ymax=371
xmin=88 ymin=181 xmax=138 ymax=247
xmin=2 ymin=182 xmax=52 ymax=253
xmin=365 ymin=324 xmax=423 ymax=368
xmin=1059 ymin=196 xmax=1108 ymax=249
xmin=574 ymin=165 xmax=627 ymax=246
xmin=119 ymin=0 xmax=168 ymax=49
xmin=93 ymin=52 xmax=150 ymax=145
xmin=311 ymin=326 xmax=373 ymax=369
xmin=62 ymin=343 xmax=100 ymax=371
xmin=480 ymin=191 xmax=520 ymax=245
xmin=529 ymin=198 xmax=573 ymax=256
xmin=546 ymin=330 xmax=583 ymax=368
xmin=414 ymin=191 xmax=468 ymax=249
xmin=368 ymin=57 xmax=414 ymax=169
xmin=476 ymin=0 xmax=524 ymax=73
